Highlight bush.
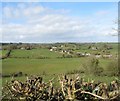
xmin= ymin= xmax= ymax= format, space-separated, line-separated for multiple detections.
xmin=82 ymin=57 xmax=104 ymax=76
xmin=12 ymin=72 xmax=23 ymax=77
xmin=66 ymin=69 xmax=84 ymax=75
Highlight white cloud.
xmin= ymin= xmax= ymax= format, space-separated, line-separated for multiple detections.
xmin=2 ymin=3 xmax=117 ymax=42
xmin=95 ymin=10 xmax=109 ymax=16
xmin=3 ymin=7 xmax=13 ymax=18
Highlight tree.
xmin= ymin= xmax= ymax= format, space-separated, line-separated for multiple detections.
xmin=83 ymin=57 xmax=103 ymax=76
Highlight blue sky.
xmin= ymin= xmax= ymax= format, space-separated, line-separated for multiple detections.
xmin=1 ymin=2 xmax=118 ymax=43
xmin=1 ymin=0 xmax=120 ymax=2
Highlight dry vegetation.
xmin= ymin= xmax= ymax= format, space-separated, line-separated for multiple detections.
xmin=2 ymin=75 xmax=120 ymax=101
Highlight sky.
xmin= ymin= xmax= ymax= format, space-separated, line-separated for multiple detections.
xmin=1 ymin=0 xmax=120 ymax=2
xmin=1 ymin=2 xmax=118 ymax=43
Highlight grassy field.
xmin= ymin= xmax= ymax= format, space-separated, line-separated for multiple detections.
xmin=3 ymin=58 xmax=83 ymax=74
xmin=10 ymin=48 xmax=62 ymax=58
xmin=2 ymin=43 xmax=119 ymax=86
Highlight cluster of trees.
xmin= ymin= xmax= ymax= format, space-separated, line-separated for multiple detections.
xmin=82 ymin=57 xmax=119 ymax=77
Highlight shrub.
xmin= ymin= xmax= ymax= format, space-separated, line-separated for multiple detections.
xmin=82 ymin=57 xmax=104 ymax=76
xmin=66 ymin=69 xmax=84 ymax=75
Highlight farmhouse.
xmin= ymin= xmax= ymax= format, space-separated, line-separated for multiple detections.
xmin=52 ymin=46 xmax=57 ymax=49
xmin=67 ymin=51 xmax=70 ymax=55
xmin=102 ymin=54 xmax=112 ymax=58
xmin=21 ymin=47 xmax=25 ymax=50
xmin=60 ymin=45 xmax=64 ymax=47
xmin=91 ymin=47 xmax=98 ymax=50
xmin=50 ymin=46 xmax=57 ymax=51
xmin=60 ymin=50 xmax=68 ymax=53
xmin=76 ymin=52 xmax=85 ymax=57
xmin=76 ymin=52 xmax=91 ymax=57
xmin=85 ymin=53 xmax=91 ymax=56
xmin=49 ymin=48 xmax=53 ymax=51
xmin=95 ymin=55 xmax=101 ymax=58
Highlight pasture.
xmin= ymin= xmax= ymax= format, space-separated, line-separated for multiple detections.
xmin=2 ymin=43 xmax=119 ymax=86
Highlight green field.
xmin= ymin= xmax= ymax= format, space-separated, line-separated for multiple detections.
xmin=10 ymin=48 xmax=62 ymax=58
xmin=2 ymin=57 xmax=114 ymax=75
xmin=2 ymin=43 xmax=119 ymax=86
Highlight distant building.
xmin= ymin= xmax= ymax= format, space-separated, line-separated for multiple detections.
xmin=52 ymin=47 xmax=57 ymax=49
xmin=76 ymin=52 xmax=85 ymax=57
xmin=91 ymin=47 xmax=97 ymax=50
xmin=49 ymin=46 xmax=57 ymax=52
xmin=67 ymin=52 xmax=70 ymax=55
xmin=21 ymin=47 xmax=25 ymax=50
xmin=95 ymin=55 xmax=101 ymax=58
xmin=60 ymin=45 xmax=64 ymax=47
xmin=102 ymin=54 xmax=112 ymax=58
xmin=85 ymin=53 xmax=91 ymax=56
xmin=49 ymin=49 xmax=53 ymax=51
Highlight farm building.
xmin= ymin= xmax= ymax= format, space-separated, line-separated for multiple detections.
xmin=85 ymin=53 xmax=91 ymax=56
xmin=95 ymin=55 xmax=101 ymax=58
xmin=76 ymin=52 xmax=85 ymax=57
xmin=91 ymin=47 xmax=98 ymax=50
xmin=102 ymin=54 xmax=112 ymax=58
xmin=21 ymin=47 xmax=25 ymax=50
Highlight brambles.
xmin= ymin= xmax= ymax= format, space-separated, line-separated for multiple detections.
xmin=2 ymin=75 xmax=120 ymax=101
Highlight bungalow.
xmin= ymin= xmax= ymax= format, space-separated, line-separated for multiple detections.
xmin=60 ymin=45 xmax=64 ymax=48
xmin=49 ymin=49 xmax=53 ymax=52
xmin=85 ymin=53 xmax=91 ymax=56
xmin=76 ymin=52 xmax=85 ymax=57
xmin=67 ymin=51 xmax=70 ymax=55
xmin=102 ymin=54 xmax=112 ymax=58
xmin=61 ymin=50 xmax=68 ymax=53
xmin=95 ymin=55 xmax=101 ymax=58
xmin=49 ymin=46 xmax=57 ymax=52
xmin=52 ymin=46 xmax=57 ymax=49
xmin=21 ymin=47 xmax=25 ymax=50
xmin=91 ymin=47 xmax=98 ymax=50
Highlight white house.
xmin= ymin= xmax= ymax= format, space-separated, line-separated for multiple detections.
xmin=49 ymin=49 xmax=53 ymax=51
xmin=95 ymin=55 xmax=101 ymax=58
xmin=21 ymin=47 xmax=25 ymax=50
xmin=85 ymin=53 xmax=91 ymax=56
xmin=102 ymin=54 xmax=112 ymax=58
xmin=91 ymin=47 xmax=97 ymax=50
